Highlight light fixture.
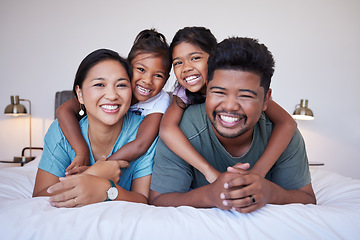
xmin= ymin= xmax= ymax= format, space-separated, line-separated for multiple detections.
xmin=292 ymin=99 xmax=314 ymax=120
xmin=4 ymin=95 xmax=35 ymax=163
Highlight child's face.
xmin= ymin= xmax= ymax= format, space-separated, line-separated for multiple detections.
xmin=76 ymin=59 xmax=132 ymax=127
xmin=131 ymin=53 xmax=167 ymax=102
xmin=172 ymin=42 xmax=209 ymax=94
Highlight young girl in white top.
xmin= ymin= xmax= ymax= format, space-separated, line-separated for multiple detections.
xmin=159 ymin=26 xmax=297 ymax=183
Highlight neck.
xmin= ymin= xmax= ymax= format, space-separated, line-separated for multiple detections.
xmin=215 ymin=128 xmax=254 ymax=158
xmin=87 ymin=117 xmax=123 ymax=161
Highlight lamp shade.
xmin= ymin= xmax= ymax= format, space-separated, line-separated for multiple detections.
xmin=292 ymin=99 xmax=314 ymax=120
xmin=4 ymin=95 xmax=27 ymax=115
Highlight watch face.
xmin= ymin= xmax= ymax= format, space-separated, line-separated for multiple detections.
xmin=107 ymin=187 xmax=118 ymax=200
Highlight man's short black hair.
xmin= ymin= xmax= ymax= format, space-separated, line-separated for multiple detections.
xmin=207 ymin=37 xmax=275 ymax=94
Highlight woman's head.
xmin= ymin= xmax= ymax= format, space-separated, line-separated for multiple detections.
xmin=128 ymin=29 xmax=171 ymax=103
xmin=170 ymin=27 xmax=217 ymax=104
xmin=74 ymin=49 xmax=133 ymax=127
xmin=73 ymin=49 xmax=132 ymax=95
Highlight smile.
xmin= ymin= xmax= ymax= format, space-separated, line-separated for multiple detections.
xmin=219 ymin=115 xmax=239 ymax=123
xmin=217 ymin=113 xmax=245 ymax=127
xmin=101 ymin=104 xmax=120 ymax=112
xmin=184 ymin=75 xmax=201 ymax=85
xmin=136 ymin=85 xmax=151 ymax=96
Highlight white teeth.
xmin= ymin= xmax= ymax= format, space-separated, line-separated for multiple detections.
xmin=185 ymin=75 xmax=200 ymax=83
xmin=137 ymin=85 xmax=150 ymax=93
xmin=101 ymin=105 xmax=118 ymax=110
xmin=220 ymin=115 xmax=239 ymax=123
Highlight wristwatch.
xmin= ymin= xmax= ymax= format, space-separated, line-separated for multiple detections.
xmin=105 ymin=180 xmax=118 ymax=201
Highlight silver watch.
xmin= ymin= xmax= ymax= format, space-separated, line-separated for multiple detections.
xmin=105 ymin=180 xmax=118 ymax=201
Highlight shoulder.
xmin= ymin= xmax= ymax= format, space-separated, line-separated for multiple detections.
xmin=179 ymin=104 xmax=208 ymax=137
xmin=182 ymin=103 xmax=206 ymax=121
xmin=123 ymin=111 xmax=144 ymax=128
xmin=173 ymin=85 xmax=190 ymax=106
xmin=130 ymin=90 xmax=170 ymax=116
xmin=44 ymin=119 xmax=66 ymax=144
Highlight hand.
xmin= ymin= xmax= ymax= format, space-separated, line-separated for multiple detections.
xmin=84 ymin=156 xmax=130 ymax=183
xmin=220 ymin=172 xmax=272 ymax=213
xmin=206 ymin=171 xmax=243 ymax=211
xmin=65 ymin=154 xmax=90 ymax=175
xmin=48 ymin=174 xmax=110 ymax=207
xmin=226 ymin=162 xmax=250 ymax=174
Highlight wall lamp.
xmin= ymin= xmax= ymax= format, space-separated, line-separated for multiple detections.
xmin=292 ymin=99 xmax=314 ymax=120
xmin=4 ymin=95 xmax=35 ymax=163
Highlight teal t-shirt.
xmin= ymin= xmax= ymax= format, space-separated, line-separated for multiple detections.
xmin=39 ymin=111 xmax=157 ymax=191
xmin=151 ymin=103 xmax=311 ymax=194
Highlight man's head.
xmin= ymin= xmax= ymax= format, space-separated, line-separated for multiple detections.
xmin=205 ymin=37 xmax=275 ymax=140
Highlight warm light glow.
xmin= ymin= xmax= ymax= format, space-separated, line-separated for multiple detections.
xmin=292 ymin=115 xmax=314 ymax=121
xmin=5 ymin=113 xmax=27 ymax=117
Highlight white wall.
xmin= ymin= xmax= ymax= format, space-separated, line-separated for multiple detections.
xmin=1 ymin=0 xmax=359 ymax=179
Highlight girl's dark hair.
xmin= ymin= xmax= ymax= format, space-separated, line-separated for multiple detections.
xmin=73 ymin=49 xmax=132 ymax=97
xmin=127 ymin=29 xmax=171 ymax=79
xmin=170 ymin=26 xmax=217 ymax=106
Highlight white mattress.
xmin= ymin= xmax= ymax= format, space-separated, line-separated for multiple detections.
xmin=0 ymin=157 xmax=359 ymax=240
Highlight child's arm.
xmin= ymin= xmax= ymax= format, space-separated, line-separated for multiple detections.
xmin=251 ymin=99 xmax=297 ymax=177
xmin=56 ymin=97 xmax=90 ymax=174
xmin=106 ymin=112 xmax=163 ymax=161
xmin=159 ymin=97 xmax=220 ymax=183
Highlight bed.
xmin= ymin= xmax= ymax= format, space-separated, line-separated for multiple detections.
xmin=1 ymin=91 xmax=360 ymax=239
xmin=0 ymin=157 xmax=359 ymax=240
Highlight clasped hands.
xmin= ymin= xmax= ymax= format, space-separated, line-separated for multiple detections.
xmin=47 ymin=157 xmax=129 ymax=208
xmin=210 ymin=163 xmax=270 ymax=213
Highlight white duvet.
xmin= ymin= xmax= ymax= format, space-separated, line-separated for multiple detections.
xmin=0 ymin=157 xmax=360 ymax=240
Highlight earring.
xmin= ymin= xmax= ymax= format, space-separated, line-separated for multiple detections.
xmin=79 ymin=104 xmax=85 ymax=116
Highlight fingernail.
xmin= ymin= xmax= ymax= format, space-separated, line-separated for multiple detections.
xmin=224 ymin=183 xmax=229 ymax=189
xmin=223 ymin=200 xmax=228 ymax=206
xmin=220 ymin=193 xmax=225 ymax=199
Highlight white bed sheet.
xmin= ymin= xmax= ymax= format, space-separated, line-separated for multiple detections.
xmin=0 ymin=157 xmax=360 ymax=240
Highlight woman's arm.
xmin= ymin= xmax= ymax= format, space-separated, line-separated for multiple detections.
xmin=159 ymin=97 xmax=220 ymax=183
xmin=47 ymin=174 xmax=151 ymax=207
xmin=33 ymin=169 xmax=61 ymax=197
xmin=107 ymin=113 xmax=163 ymax=162
xmin=56 ymin=97 xmax=90 ymax=174
xmin=251 ymin=99 xmax=297 ymax=177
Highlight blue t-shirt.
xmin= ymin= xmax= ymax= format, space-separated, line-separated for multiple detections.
xmin=39 ymin=111 xmax=157 ymax=191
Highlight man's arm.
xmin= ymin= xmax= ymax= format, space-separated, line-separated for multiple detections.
xmin=149 ymin=171 xmax=247 ymax=210
xmin=150 ymin=166 xmax=315 ymax=213
xmin=221 ymin=166 xmax=316 ymax=213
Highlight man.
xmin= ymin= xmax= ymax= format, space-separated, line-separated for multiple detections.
xmin=149 ymin=37 xmax=316 ymax=213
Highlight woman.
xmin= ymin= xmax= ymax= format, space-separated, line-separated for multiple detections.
xmin=33 ymin=49 xmax=157 ymax=207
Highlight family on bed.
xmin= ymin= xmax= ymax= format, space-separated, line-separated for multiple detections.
xmin=32 ymin=26 xmax=316 ymax=213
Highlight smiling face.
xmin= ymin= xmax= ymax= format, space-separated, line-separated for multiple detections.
xmin=76 ymin=59 xmax=132 ymax=128
xmin=172 ymin=42 xmax=209 ymax=94
xmin=205 ymin=69 xmax=271 ymax=140
xmin=131 ymin=53 xmax=167 ymax=103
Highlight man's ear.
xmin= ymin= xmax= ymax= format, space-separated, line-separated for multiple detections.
xmin=262 ymin=88 xmax=272 ymax=111
xmin=75 ymin=85 xmax=84 ymax=104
